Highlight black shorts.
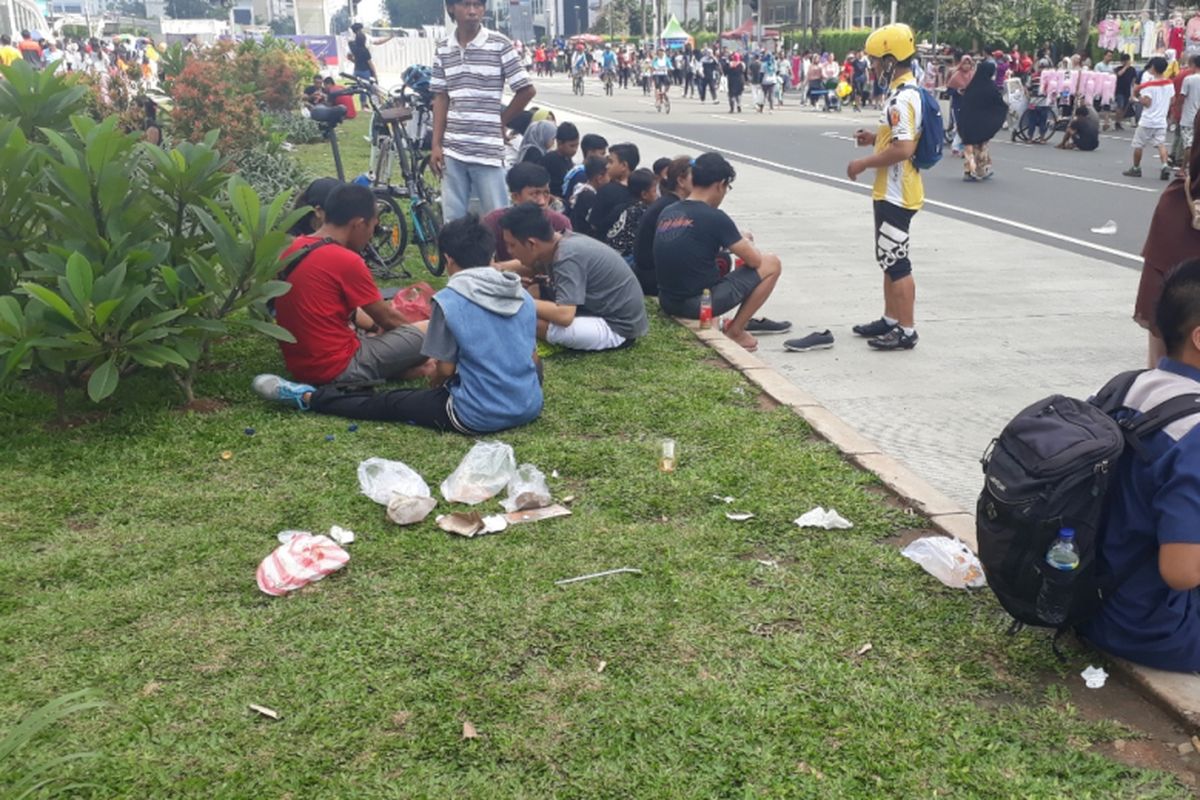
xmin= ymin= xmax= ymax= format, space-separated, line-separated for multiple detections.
xmin=873 ymin=200 xmax=917 ymax=281
xmin=659 ymin=266 xmax=762 ymax=318
xmin=654 ymin=75 xmax=671 ymax=90
xmin=309 ymin=384 xmax=476 ymax=434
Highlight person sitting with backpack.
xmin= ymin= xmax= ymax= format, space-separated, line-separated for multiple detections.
xmin=1079 ymin=257 xmax=1200 ymax=671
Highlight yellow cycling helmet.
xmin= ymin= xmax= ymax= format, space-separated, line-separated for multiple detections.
xmin=864 ymin=23 xmax=916 ymax=62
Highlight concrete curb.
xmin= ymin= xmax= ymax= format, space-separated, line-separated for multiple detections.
xmin=680 ymin=317 xmax=1200 ymax=732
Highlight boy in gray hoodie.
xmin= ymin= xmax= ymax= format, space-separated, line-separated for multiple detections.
xmin=253 ymin=215 xmax=543 ymax=433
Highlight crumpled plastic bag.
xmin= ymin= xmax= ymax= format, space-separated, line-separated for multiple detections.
xmin=1081 ymin=665 xmax=1108 ymax=689
xmin=901 ymin=536 xmax=987 ymax=589
xmin=357 ymin=457 xmax=431 ymax=505
xmin=441 ymin=441 xmax=517 ymax=505
xmin=501 ymin=463 xmax=552 ymax=512
xmin=387 ymin=494 xmax=437 ymax=526
xmin=256 ymin=533 xmax=349 ymax=596
xmin=793 ymin=506 xmax=854 ymax=530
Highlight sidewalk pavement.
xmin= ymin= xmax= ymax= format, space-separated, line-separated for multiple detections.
xmin=542 ymin=103 xmax=1200 ymax=730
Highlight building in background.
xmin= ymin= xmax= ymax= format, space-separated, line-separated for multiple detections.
xmin=2 ymin=0 xmax=46 ymax=36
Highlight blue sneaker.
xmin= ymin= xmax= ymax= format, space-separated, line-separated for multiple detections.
xmin=252 ymin=374 xmax=315 ymax=410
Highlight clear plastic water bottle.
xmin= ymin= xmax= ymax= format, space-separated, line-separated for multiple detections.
xmin=1036 ymin=527 xmax=1080 ymax=625
xmin=698 ymin=289 xmax=713 ymax=329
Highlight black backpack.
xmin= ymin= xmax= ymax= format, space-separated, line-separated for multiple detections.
xmin=977 ymin=370 xmax=1200 ymax=635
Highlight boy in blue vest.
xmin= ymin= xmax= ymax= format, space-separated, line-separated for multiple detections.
xmin=253 ymin=215 xmax=543 ymax=434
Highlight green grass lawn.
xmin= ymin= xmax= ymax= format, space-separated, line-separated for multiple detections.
xmin=0 ymin=308 xmax=1187 ymax=797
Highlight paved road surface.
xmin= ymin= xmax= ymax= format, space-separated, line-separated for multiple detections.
xmin=534 ymin=76 xmax=1165 ymax=266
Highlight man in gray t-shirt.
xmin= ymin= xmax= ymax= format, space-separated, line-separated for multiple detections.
xmin=498 ymin=203 xmax=649 ymax=351
xmin=1180 ymin=56 xmax=1200 ymax=154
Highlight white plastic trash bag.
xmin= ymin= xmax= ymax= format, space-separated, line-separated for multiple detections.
xmin=901 ymin=536 xmax=986 ymax=589
xmin=794 ymin=506 xmax=853 ymax=530
xmin=501 ymin=463 xmax=552 ymax=512
xmin=441 ymin=441 xmax=517 ymax=505
xmin=357 ymin=457 xmax=431 ymax=505
xmin=256 ymin=533 xmax=349 ymax=596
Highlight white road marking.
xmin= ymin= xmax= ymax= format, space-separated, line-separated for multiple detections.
xmin=1024 ymin=167 xmax=1158 ymax=193
xmin=821 ymin=131 xmax=856 ymax=142
xmin=544 ymin=103 xmax=1143 ymax=264
xmin=710 ymin=114 xmax=748 ymax=123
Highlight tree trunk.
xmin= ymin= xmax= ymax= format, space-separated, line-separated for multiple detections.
xmin=1075 ymin=0 xmax=1096 ymax=56
xmin=718 ymin=0 xmax=724 ymax=35
xmin=683 ymin=0 xmax=688 ymax=28
xmin=810 ymin=0 xmax=823 ymax=39
xmin=641 ymin=0 xmax=647 ymax=36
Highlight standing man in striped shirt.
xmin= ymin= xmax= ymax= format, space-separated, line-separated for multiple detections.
xmin=430 ymin=0 xmax=536 ymax=222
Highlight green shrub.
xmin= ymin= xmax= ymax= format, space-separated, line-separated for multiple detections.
xmin=264 ymin=111 xmax=324 ymax=145
xmin=233 ymin=141 xmax=312 ymax=203
xmin=0 ymin=63 xmax=305 ymax=415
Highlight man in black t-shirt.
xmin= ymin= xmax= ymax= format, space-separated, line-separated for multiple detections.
xmin=1114 ymin=54 xmax=1137 ymax=130
xmin=653 ymin=153 xmax=788 ymax=352
xmin=1057 ymin=106 xmax=1099 ymax=151
xmin=542 ymin=122 xmax=579 ymax=202
xmin=588 ymin=142 xmax=639 ymax=240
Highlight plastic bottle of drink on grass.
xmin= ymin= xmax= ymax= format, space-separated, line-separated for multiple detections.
xmin=699 ymin=289 xmax=713 ymax=329
xmin=1036 ymin=527 xmax=1080 ymax=625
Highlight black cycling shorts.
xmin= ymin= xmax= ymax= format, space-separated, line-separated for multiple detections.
xmin=874 ymin=200 xmax=917 ymax=281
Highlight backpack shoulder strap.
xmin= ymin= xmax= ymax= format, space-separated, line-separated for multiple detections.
xmin=277 ymin=236 xmax=336 ymax=284
xmin=1125 ymin=393 xmax=1200 ymax=441
xmin=1091 ymin=369 xmax=1146 ymax=414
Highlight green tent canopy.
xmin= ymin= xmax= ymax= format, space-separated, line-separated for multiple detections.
xmin=660 ymin=16 xmax=690 ymax=46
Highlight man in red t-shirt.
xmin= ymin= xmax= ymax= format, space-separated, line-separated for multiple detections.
xmin=256 ymin=184 xmax=427 ymax=406
xmin=322 ymin=77 xmax=357 ymax=119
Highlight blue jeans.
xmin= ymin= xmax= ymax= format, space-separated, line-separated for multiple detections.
xmin=441 ymin=156 xmax=508 ymax=222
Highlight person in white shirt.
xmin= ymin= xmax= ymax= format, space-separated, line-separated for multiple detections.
xmin=1123 ymin=56 xmax=1176 ymax=180
xmin=1180 ymin=54 xmax=1200 ymax=165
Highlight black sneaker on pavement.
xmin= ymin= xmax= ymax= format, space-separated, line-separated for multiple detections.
xmin=1161 ymin=166 xmax=1172 ymax=181
xmin=1122 ymin=166 xmax=1142 ymax=178
xmin=745 ymin=317 xmax=792 ymax=335
xmin=784 ymin=330 xmax=834 ymax=351
xmin=867 ymin=327 xmax=919 ymax=350
xmin=852 ymin=317 xmax=896 ymax=337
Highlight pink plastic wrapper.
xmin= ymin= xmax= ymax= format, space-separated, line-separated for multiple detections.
xmin=256 ymin=533 xmax=350 ymax=596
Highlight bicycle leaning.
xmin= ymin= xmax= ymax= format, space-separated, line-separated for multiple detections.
xmin=335 ymin=73 xmax=445 ymax=277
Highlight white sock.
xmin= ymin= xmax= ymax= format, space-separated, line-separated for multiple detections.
xmin=901 ymin=326 xmax=915 ymax=336
xmin=883 ymin=315 xmax=898 ymax=326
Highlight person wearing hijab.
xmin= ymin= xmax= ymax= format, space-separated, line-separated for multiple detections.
xmin=945 ymin=54 xmax=975 ymax=152
xmin=516 ymin=119 xmax=556 ymax=167
xmin=957 ymin=60 xmax=1008 ymax=180
xmin=1134 ymin=111 xmax=1200 ymax=365
xmin=724 ymin=52 xmax=746 ymax=113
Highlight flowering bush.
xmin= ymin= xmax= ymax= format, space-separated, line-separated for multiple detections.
xmin=168 ymin=59 xmax=264 ymax=155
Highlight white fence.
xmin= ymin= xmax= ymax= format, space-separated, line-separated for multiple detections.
xmin=335 ymin=35 xmax=439 ymax=83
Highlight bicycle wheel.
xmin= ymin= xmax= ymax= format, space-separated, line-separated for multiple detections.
xmin=411 ymin=202 xmax=444 ymax=276
xmin=1035 ymin=109 xmax=1058 ymax=144
xmin=1016 ymin=109 xmax=1038 ymax=143
xmin=665 ymin=95 xmax=670 ymax=114
xmin=369 ymin=193 xmax=408 ymax=276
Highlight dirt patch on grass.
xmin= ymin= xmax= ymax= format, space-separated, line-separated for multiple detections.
xmin=876 ymin=527 xmax=939 ymax=548
xmin=177 ymin=398 xmax=230 ymax=415
xmin=65 ymin=516 xmax=98 ymax=533
xmin=756 ymin=392 xmax=780 ymax=411
xmin=748 ymin=618 xmax=804 ymax=638
xmin=702 ymin=356 xmax=735 ymax=371
xmin=43 ymin=410 xmax=111 ymax=431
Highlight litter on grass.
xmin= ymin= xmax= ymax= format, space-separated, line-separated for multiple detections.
xmin=1081 ymin=665 xmax=1108 ymax=689
xmin=505 ymin=504 xmax=571 ymax=524
xmin=1090 ymin=219 xmax=1118 ymax=235
xmin=328 ymin=525 xmax=355 ymax=545
xmin=900 ymin=536 xmax=987 ymax=589
xmin=712 ymin=495 xmax=735 ymax=504
xmin=357 ymin=457 xmax=431 ymax=505
xmin=441 ymin=441 xmax=517 ymax=504
xmin=462 ymin=721 xmax=479 ymax=739
xmin=794 ymin=507 xmax=853 ymax=529
xmin=256 ymin=533 xmax=350 ymax=596
xmin=501 ymin=463 xmax=552 ymax=512
xmin=248 ymin=704 xmax=280 ymax=720
xmin=725 ymin=512 xmax=755 ymax=521
xmin=555 ymin=567 xmax=643 ymax=586
xmin=387 ymin=494 xmax=437 ymax=526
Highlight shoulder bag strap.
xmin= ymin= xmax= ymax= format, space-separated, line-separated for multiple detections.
xmin=267 ymin=236 xmax=336 ymax=314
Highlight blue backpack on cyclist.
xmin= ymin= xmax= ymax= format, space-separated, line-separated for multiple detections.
xmin=900 ymin=85 xmax=944 ymax=171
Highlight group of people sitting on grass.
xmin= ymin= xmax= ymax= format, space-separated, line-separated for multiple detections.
xmin=252 ymin=135 xmax=789 ymax=435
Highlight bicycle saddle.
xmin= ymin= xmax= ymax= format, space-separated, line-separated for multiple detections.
xmin=310 ymin=104 xmax=348 ymax=126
